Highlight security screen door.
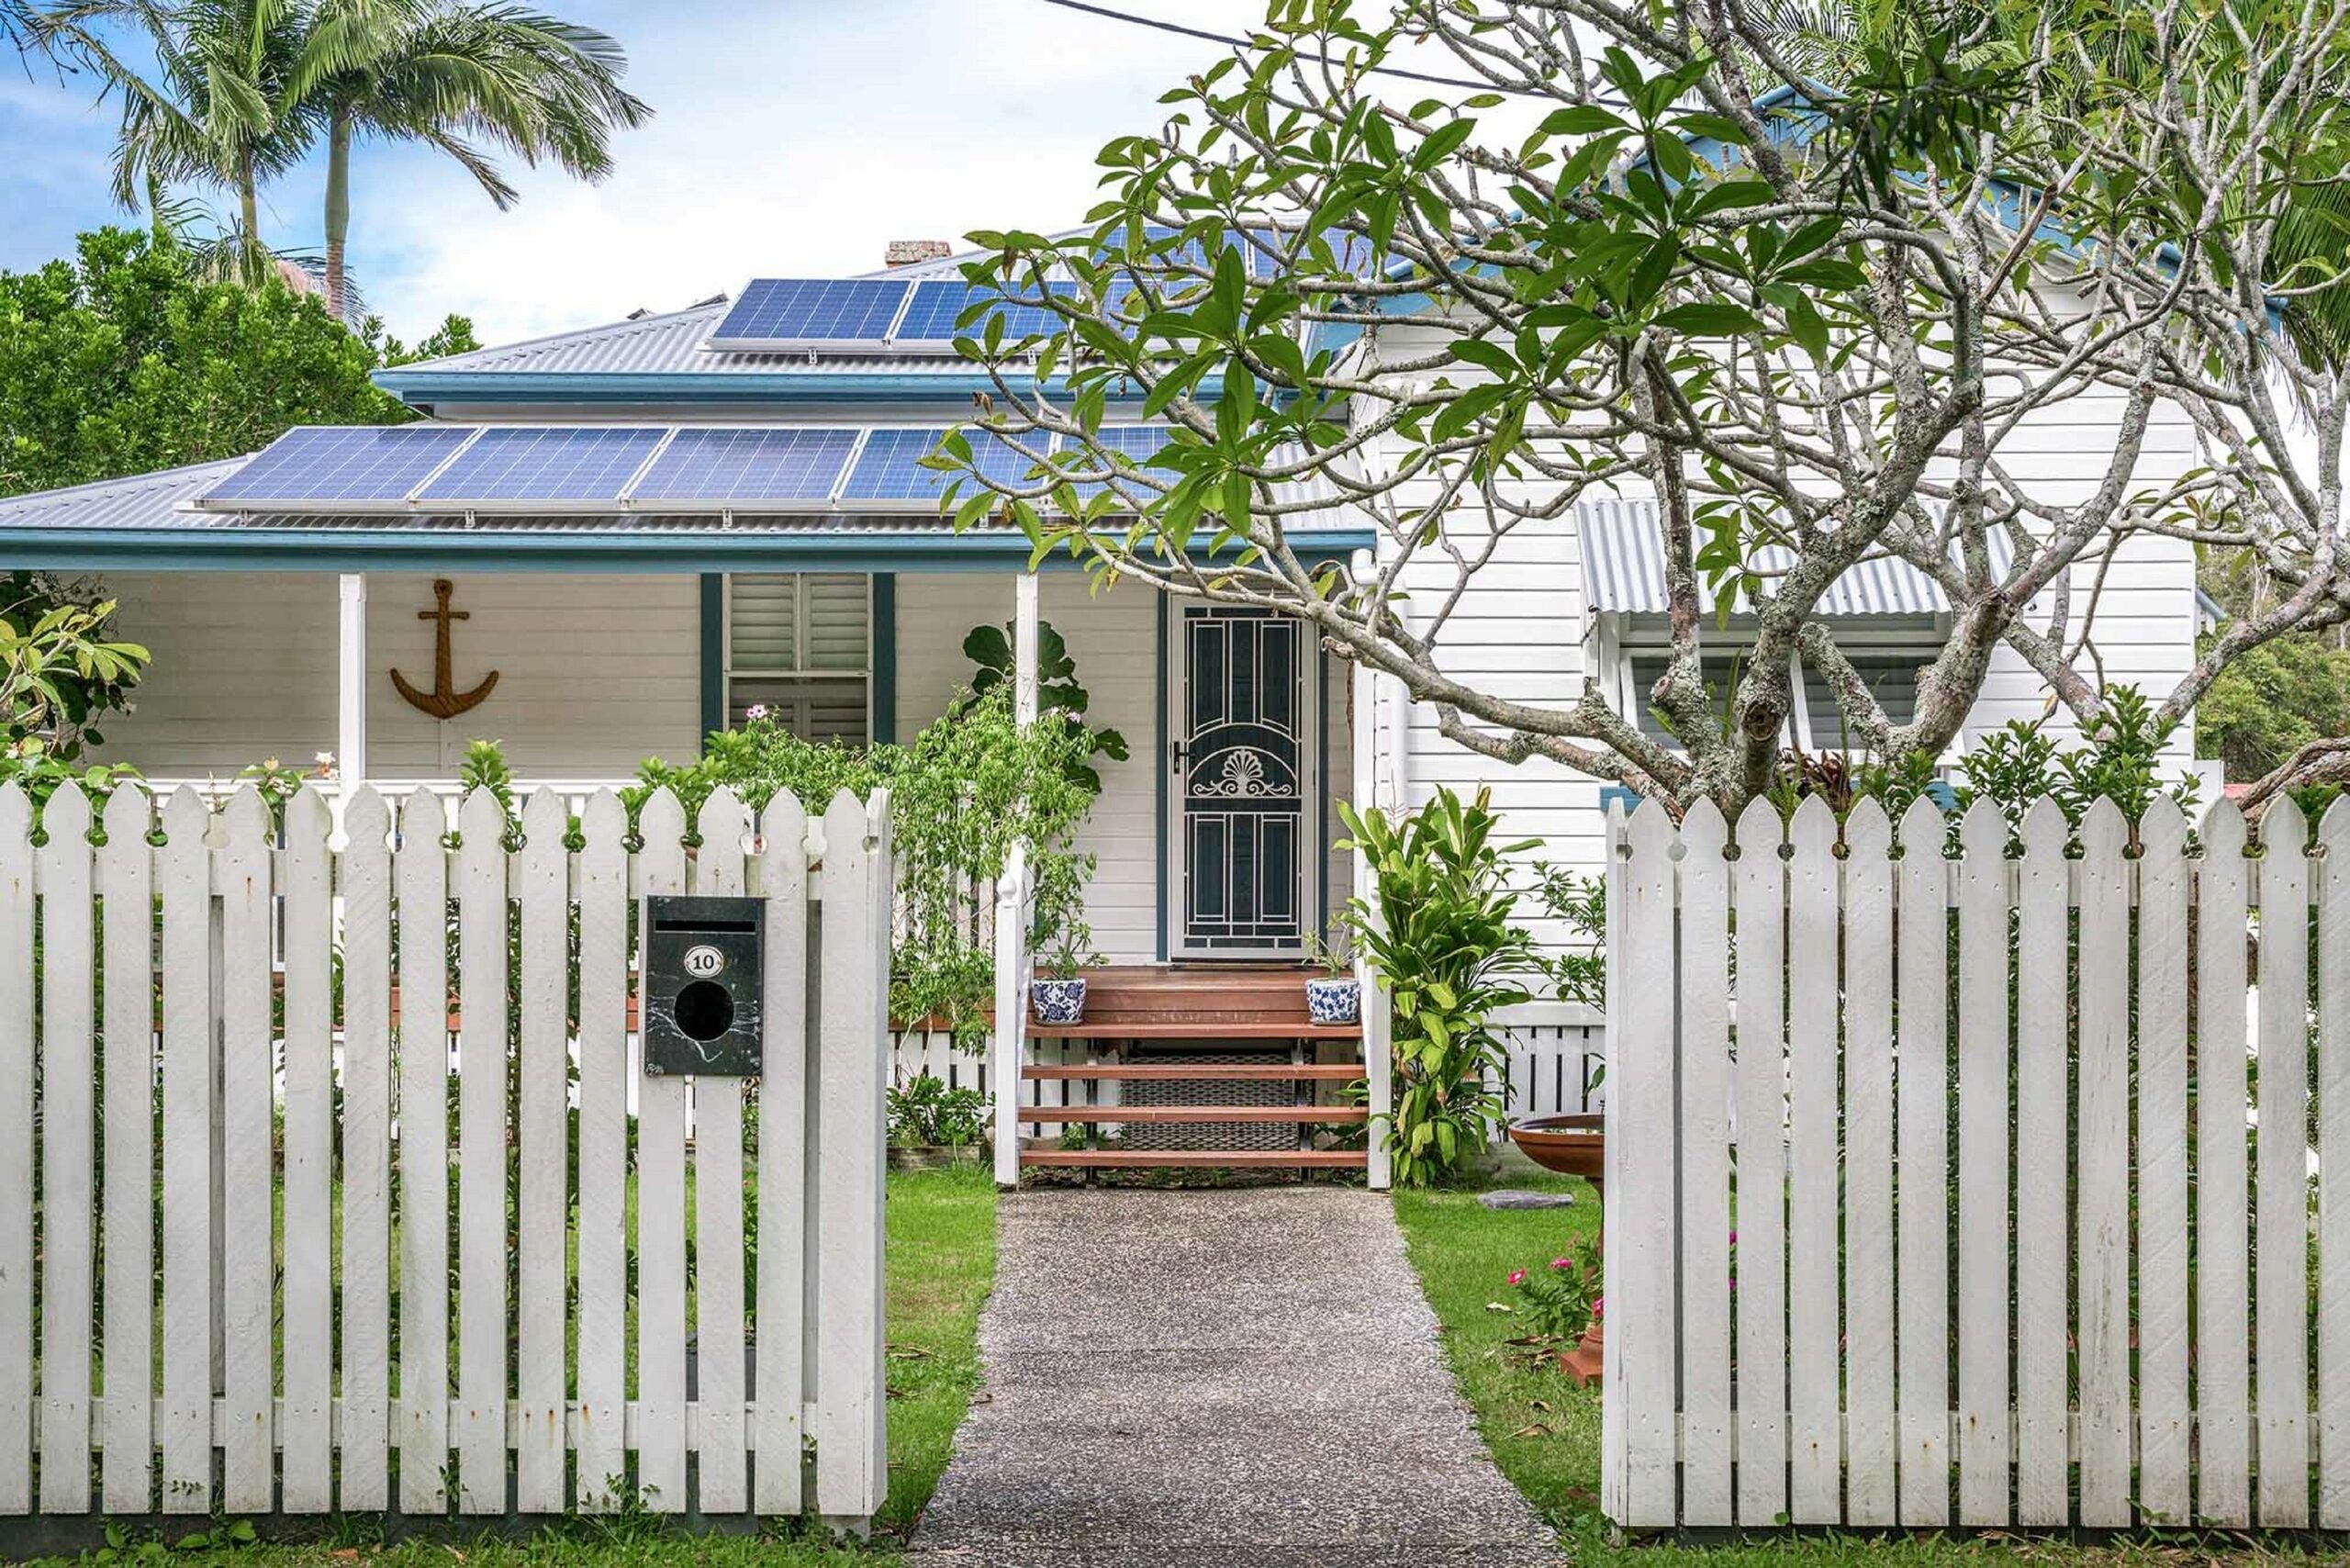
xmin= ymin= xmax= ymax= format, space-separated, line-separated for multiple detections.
xmin=1169 ymin=604 xmax=1316 ymax=958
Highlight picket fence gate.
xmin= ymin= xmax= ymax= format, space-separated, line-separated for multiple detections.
xmin=1606 ymin=790 xmax=2350 ymax=1534
xmin=0 ymin=780 xmax=891 ymax=1528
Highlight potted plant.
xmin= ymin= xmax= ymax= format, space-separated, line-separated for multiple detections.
xmin=887 ymin=1071 xmax=990 ymax=1169
xmin=1302 ymin=927 xmax=1360 ymax=1025
xmin=1029 ymin=935 xmax=1097 ymax=1025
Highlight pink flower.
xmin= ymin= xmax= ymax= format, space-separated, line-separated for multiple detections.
xmin=1727 ymin=1229 xmax=1737 ymax=1244
xmin=1590 ymin=1296 xmax=1605 ymax=1320
xmin=1550 ymin=1257 xmax=1572 ymax=1271
xmin=745 ymin=703 xmax=771 ymax=721
xmin=1507 ymin=1269 xmax=1528 ymax=1287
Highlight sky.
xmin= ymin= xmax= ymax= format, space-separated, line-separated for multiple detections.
xmin=0 ymin=0 xmax=1345 ymax=346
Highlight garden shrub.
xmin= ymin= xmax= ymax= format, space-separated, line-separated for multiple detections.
xmin=1340 ymin=786 xmax=1535 ymax=1187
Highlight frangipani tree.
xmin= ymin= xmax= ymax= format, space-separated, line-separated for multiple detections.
xmin=937 ymin=0 xmax=2350 ymax=814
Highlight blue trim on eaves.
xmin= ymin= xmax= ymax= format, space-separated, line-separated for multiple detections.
xmin=871 ymin=572 xmax=897 ymax=745
xmin=699 ymin=574 xmax=724 ymax=749
xmin=0 ymin=526 xmax=1374 ymax=574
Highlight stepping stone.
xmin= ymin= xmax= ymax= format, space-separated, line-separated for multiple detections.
xmin=1478 ymin=1188 xmax=1577 ymax=1210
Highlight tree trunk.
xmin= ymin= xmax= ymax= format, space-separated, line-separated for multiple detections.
xmin=324 ymin=110 xmax=352 ymax=322
xmin=238 ymin=148 xmax=263 ymax=286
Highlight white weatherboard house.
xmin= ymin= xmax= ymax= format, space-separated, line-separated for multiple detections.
xmin=0 ymin=238 xmax=2204 ymax=1180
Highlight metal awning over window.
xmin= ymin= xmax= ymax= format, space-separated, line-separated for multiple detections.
xmin=1578 ymin=498 xmax=2009 ymax=618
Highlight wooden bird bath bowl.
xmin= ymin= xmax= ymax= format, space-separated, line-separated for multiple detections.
xmin=1505 ymin=1112 xmax=1606 ymax=1386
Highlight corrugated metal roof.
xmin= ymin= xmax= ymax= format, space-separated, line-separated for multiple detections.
xmin=1580 ymin=498 xmax=2006 ymax=617
xmin=0 ymin=460 xmax=250 ymax=529
xmin=390 ymin=300 xmax=997 ymax=379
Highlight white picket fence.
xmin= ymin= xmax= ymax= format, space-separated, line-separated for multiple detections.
xmin=1605 ymin=790 xmax=2348 ymax=1533
xmin=0 ymin=780 xmax=891 ymax=1526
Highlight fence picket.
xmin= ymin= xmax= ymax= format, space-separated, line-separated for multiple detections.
xmin=0 ymin=785 xmax=30 ymax=1514
xmin=1673 ymin=800 xmax=1731 ymax=1526
xmin=2087 ymin=799 xmax=2143 ymax=1523
xmin=514 ymin=790 xmax=569 ymax=1512
xmin=2136 ymin=799 xmax=2192 ymax=1524
xmin=1729 ymin=796 xmax=1786 ymax=1528
xmin=156 ymin=788 xmax=211 ymax=1513
xmin=2198 ymin=802 xmax=2253 ymax=1526
xmin=218 ymin=786 xmax=274 ymax=1515
xmin=1841 ymin=800 xmax=1895 ymax=1526
xmin=454 ymin=788 xmax=511 ymax=1513
xmin=2323 ymin=797 xmax=2350 ymax=1528
xmin=340 ymin=787 xmax=395 ymax=1511
xmin=38 ymin=785 xmax=95 ymax=1513
xmin=2256 ymin=796 xmax=2311 ymax=1528
xmin=2076 ymin=800 xmax=2132 ymax=1525
xmin=814 ymin=788 xmax=890 ymax=1521
xmin=1614 ymin=799 xmax=1679 ymax=1529
xmin=574 ymin=791 xmax=630 ymax=1510
xmin=1954 ymin=799 xmax=2010 ymax=1525
xmin=2014 ymin=798 xmax=2068 ymax=1526
xmin=1785 ymin=797 xmax=1841 ymax=1522
xmin=635 ymin=789 xmax=690 ymax=1512
xmin=755 ymin=791 xmax=811 ymax=1518
xmin=692 ymin=788 xmax=752 ymax=1516
xmin=1893 ymin=796 xmax=1949 ymax=1526
xmin=397 ymin=790 xmax=452 ymax=1516
xmin=280 ymin=788 xmax=335 ymax=1513
xmin=98 ymin=786 xmax=154 ymax=1514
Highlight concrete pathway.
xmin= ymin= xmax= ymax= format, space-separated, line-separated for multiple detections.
xmin=908 ymin=1187 xmax=1565 ymax=1568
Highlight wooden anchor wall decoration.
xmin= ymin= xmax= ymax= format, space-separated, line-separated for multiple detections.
xmin=392 ymin=577 xmax=500 ymax=720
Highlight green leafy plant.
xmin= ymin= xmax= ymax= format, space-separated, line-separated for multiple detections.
xmin=1506 ymin=1238 xmax=1604 ymax=1340
xmin=1340 ymin=786 xmax=1535 ymax=1187
xmin=962 ymin=617 xmax=1128 ymax=791
xmin=628 ymin=683 xmax=1099 ymax=1043
xmin=1949 ymin=685 xmax=2199 ymax=833
xmin=1530 ymin=865 xmax=1605 ymax=1012
xmin=1303 ymin=925 xmax=1353 ymax=976
xmin=888 ymin=1071 xmax=990 ymax=1148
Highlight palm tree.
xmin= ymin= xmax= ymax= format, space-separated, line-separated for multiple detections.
xmin=286 ymin=0 xmax=649 ymax=319
xmin=36 ymin=0 xmax=648 ymax=317
xmin=36 ymin=0 xmax=317 ymax=285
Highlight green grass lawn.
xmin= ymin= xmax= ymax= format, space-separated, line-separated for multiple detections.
xmin=1393 ymin=1159 xmax=2318 ymax=1567
xmin=20 ymin=1163 xmax=994 ymax=1568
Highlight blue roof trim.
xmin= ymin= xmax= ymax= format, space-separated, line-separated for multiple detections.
xmin=372 ymin=368 xmax=1218 ymax=408
xmin=0 ymin=525 xmax=1373 ymax=574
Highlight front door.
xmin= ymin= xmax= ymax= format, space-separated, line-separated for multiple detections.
xmin=1168 ymin=605 xmax=1316 ymax=958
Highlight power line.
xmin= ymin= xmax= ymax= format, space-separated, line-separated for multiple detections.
xmin=1037 ymin=0 xmax=1544 ymax=95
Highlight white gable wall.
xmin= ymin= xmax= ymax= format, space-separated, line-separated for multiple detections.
xmin=1356 ymin=320 xmax=2202 ymax=934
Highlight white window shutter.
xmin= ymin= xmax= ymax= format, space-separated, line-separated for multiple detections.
xmin=728 ymin=575 xmax=800 ymax=672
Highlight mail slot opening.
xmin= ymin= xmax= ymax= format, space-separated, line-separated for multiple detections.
xmin=675 ymin=979 xmax=734 ymax=1043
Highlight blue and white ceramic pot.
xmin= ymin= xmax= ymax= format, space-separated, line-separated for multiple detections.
xmin=1305 ymin=975 xmax=1360 ymax=1025
xmin=1031 ymin=976 xmax=1088 ymax=1025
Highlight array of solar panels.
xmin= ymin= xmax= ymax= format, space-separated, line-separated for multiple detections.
xmin=706 ymin=228 xmax=1375 ymax=352
xmin=193 ymin=423 xmax=1174 ymax=513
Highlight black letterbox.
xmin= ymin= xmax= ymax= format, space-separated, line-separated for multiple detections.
xmin=643 ymin=894 xmax=764 ymax=1077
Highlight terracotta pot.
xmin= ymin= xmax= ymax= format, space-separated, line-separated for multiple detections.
xmin=1560 ymin=1317 xmax=1605 ymax=1387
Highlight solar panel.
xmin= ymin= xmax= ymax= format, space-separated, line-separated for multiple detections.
xmin=629 ymin=428 xmax=858 ymax=504
xmin=201 ymin=425 xmax=477 ymax=507
xmin=890 ymin=281 xmax=1071 ymax=348
xmin=419 ymin=426 xmax=666 ymax=503
xmin=842 ymin=427 xmax=1051 ymax=504
xmin=708 ymin=278 xmax=913 ymax=346
xmin=1051 ymin=425 xmax=1176 ymax=508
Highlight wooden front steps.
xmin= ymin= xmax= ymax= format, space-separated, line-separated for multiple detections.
xmin=1013 ymin=967 xmax=1368 ymax=1178
xmin=1020 ymin=1148 xmax=1367 ymax=1170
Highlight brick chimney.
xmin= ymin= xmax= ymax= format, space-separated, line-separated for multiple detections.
xmin=884 ymin=240 xmax=953 ymax=268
